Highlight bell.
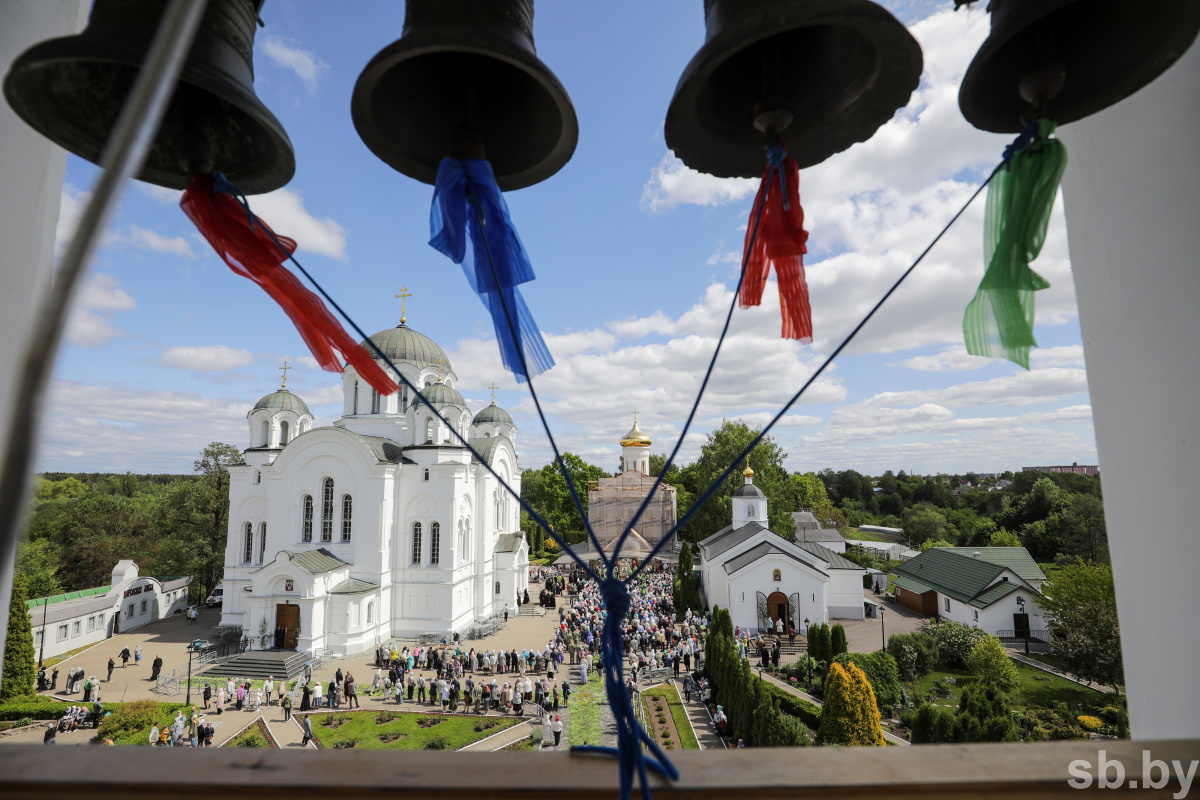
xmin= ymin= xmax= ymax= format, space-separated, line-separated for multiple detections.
xmin=959 ymin=0 xmax=1200 ymax=133
xmin=3 ymin=0 xmax=294 ymax=194
xmin=351 ymin=0 xmax=578 ymax=192
xmin=665 ymin=0 xmax=923 ymax=178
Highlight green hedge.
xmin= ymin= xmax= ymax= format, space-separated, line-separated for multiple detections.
xmin=0 ymin=697 xmax=189 ymax=724
xmin=767 ymin=685 xmax=821 ymax=729
xmin=832 ymin=652 xmax=901 ymax=708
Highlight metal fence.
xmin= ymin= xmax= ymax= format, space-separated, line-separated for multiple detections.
xmin=996 ymin=629 xmax=1050 ymax=644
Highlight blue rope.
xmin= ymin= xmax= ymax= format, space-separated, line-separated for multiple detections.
xmin=208 ymin=172 xmax=602 ymax=584
xmin=628 ymin=159 xmax=1005 ymax=581
xmin=606 ymin=156 xmax=771 ymax=570
xmin=767 ymin=144 xmax=790 ymax=211
xmin=462 ymin=183 xmax=606 ymax=562
xmin=1002 ymin=119 xmax=1041 ymax=169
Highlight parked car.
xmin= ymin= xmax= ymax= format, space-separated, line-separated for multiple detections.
xmin=205 ymin=584 xmax=224 ymax=607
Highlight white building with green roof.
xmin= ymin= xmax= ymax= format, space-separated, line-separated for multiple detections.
xmin=219 ymin=322 xmax=528 ymax=656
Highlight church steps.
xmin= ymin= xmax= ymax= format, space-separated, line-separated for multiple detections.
xmin=201 ymin=650 xmax=309 ymax=681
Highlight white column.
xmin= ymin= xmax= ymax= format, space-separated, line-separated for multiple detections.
xmin=0 ymin=0 xmax=88 ymax=688
xmin=1057 ymin=42 xmax=1200 ymax=739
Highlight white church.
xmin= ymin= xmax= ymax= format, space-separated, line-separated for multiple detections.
xmin=218 ymin=319 xmax=529 ymax=656
xmin=697 ymin=466 xmax=867 ymax=634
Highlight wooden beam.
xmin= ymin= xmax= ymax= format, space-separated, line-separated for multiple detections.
xmin=1 ymin=739 xmax=1196 ymax=798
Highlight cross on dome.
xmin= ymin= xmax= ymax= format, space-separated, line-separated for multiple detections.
xmin=278 ymin=360 xmax=290 ymax=389
xmin=394 ymin=286 xmax=413 ymax=325
xmin=488 ymin=382 xmax=498 ymax=404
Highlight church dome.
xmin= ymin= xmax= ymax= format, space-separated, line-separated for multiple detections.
xmin=409 ymin=381 xmax=467 ymax=410
xmin=620 ymin=420 xmax=651 ymax=448
xmin=250 ymin=389 xmax=310 ymax=417
xmin=361 ymin=324 xmax=450 ymax=371
xmin=473 ymin=403 xmax=513 ymax=426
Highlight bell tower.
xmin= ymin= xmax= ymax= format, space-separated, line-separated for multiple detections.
xmin=619 ymin=412 xmax=651 ymax=474
xmin=732 ymin=463 xmax=767 ymax=525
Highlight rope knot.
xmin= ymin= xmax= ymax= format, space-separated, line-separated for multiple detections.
xmin=599 ymin=578 xmax=631 ymax=620
xmin=765 ymin=144 xmax=790 ymax=211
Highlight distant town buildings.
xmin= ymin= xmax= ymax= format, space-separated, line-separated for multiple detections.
xmin=1022 ymin=462 xmax=1100 ymax=477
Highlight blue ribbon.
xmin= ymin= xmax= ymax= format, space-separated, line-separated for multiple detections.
xmin=1001 ymin=119 xmax=1042 ymax=169
xmin=429 ymin=158 xmax=554 ymax=382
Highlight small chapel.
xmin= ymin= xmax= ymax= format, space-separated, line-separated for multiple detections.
xmin=696 ymin=465 xmax=867 ymax=635
xmin=218 ymin=308 xmax=529 ymax=657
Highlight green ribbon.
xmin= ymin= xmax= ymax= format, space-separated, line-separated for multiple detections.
xmin=964 ymin=119 xmax=1067 ymax=369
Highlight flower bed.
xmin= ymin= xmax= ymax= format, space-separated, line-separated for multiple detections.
xmin=641 ymin=684 xmax=699 ymax=750
xmin=298 ymin=710 xmax=519 ymax=750
xmin=223 ymin=717 xmax=279 ymax=748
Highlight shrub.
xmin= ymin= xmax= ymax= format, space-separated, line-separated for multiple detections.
xmin=816 ymin=662 xmax=885 ymax=747
xmin=1019 ymin=708 xmax=1088 ymax=741
xmin=95 ymin=700 xmax=184 ymax=745
xmin=830 ymin=624 xmax=848 ymax=657
xmin=966 ymin=636 xmax=1020 ymax=690
xmin=235 ymin=731 xmax=268 ymax=748
xmin=832 ymin=652 xmax=901 ymax=708
xmin=887 ymin=632 xmax=938 ymax=678
xmin=881 ymin=705 xmax=894 ymax=719
xmin=1077 ymin=715 xmax=1102 ymax=732
xmin=771 ymin=688 xmax=821 ymax=729
xmin=424 ymin=733 xmax=450 ymax=750
xmin=917 ymin=619 xmax=990 ymax=669
xmin=2 ymin=577 xmax=36 ymax=701
xmin=1097 ymin=706 xmax=1123 ymax=724
xmin=332 ymin=738 xmax=359 ymax=749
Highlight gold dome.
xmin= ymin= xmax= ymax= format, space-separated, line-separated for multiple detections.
xmin=620 ymin=420 xmax=651 ymax=448
xmin=742 ymin=462 xmax=755 ymax=478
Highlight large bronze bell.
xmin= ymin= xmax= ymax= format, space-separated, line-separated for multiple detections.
xmin=665 ymin=0 xmax=923 ymax=178
xmin=959 ymin=0 xmax=1200 ymax=133
xmin=351 ymin=0 xmax=577 ymax=192
xmin=3 ymin=0 xmax=294 ymax=194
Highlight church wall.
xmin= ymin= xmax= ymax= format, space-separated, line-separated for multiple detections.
xmin=725 ymin=557 xmax=829 ymax=634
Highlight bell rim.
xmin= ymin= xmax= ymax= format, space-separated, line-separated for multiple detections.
xmin=3 ymin=35 xmax=295 ymax=195
xmin=664 ymin=0 xmax=923 ymax=177
xmin=350 ymin=29 xmax=578 ymax=191
xmin=958 ymin=0 xmax=1200 ymax=133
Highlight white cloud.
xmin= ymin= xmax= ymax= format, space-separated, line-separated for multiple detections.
xmin=867 ymin=367 xmax=1089 ymax=408
xmin=640 ymin=153 xmax=758 ymax=212
xmin=65 ymin=273 xmax=136 ymax=348
xmin=261 ymin=35 xmax=328 ymax=93
xmin=115 ymin=225 xmax=196 ymax=258
xmin=250 ymin=188 xmax=348 ymax=260
xmin=902 ymin=344 xmax=1086 ymax=372
xmin=157 ymin=345 xmax=254 ymax=372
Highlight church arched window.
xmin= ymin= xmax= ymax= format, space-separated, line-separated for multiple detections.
xmin=430 ymin=522 xmax=440 ymax=565
xmin=423 ymin=468 xmax=430 ymax=482
xmin=493 ymin=491 xmax=500 ymax=533
xmin=464 ymin=517 xmax=471 ymax=560
xmin=280 ymin=420 xmax=290 ymax=446
xmin=747 ymin=503 xmax=756 ymax=518
xmin=242 ymin=523 xmax=253 ymax=563
xmin=321 ymin=478 xmax=334 ymax=542
xmin=425 ymin=417 xmax=434 ymax=443
xmin=341 ymin=495 xmax=353 ymax=542
xmin=371 ymin=389 xmax=380 ymax=414
xmin=353 ymin=381 xmax=359 ymax=415
xmin=366 ymin=600 xmax=374 ymax=624
xmin=259 ymin=522 xmax=267 ymax=564
xmin=260 ymin=420 xmax=269 ymax=446
xmin=254 ymin=470 xmax=261 ymax=485
xmin=411 ymin=522 xmax=422 ymax=564
xmin=302 ymin=495 xmax=313 ymax=542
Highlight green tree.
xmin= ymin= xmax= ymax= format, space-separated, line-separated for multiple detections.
xmin=519 ymin=452 xmax=607 ymax=544
xmin=988 ymin=528 xmax=1021 ymax=547
xmin=966 ymin=636 xmax=1020 ymax=690
xmin=818 ymin=624 xmax=832 ymax=664
xmin=902 ymin=503 xmax=949 ymax=545
xmin=161 ymin=443 xmax=242 ymax=600
xmin=830 ymin=624 xmax=848 ymax=657
xmin=14 ymin=537 xmax=61 ymax=598
xmin=1040 ymin=561 xmax=1124 ymax=693
xmin=677 ymin=420 xmax=796 ymax=543
xmin=816 ymin=661 xmax=885 ymax=746
xmin=2 ymin=575 xmax=36 ymax=700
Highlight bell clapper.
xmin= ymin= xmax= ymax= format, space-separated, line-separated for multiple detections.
xmin=449 ymin=123 xmax=487 ymax=162
xmin=753 ymin=96 xmax=793 ymax=138
xmin=1018 ymin=61 xmax=1066 ymax=125
xmin=176 ymin=129 xmax=214 ymax=177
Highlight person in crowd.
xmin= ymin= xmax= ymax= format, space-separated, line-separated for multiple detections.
xmin=150 ymin=654 xmax=163 ymax=682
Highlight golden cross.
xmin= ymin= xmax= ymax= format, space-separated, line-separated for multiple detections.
xmin=434 ymin=355 xmax=446 ymax=380
xmin=488 ymin=382 xmax=498 ymax=404
xmin=394 ymin=286 xmax=413 ymax=325
xmin=632 ymin=408 xmax=638 ymax=424
xmin=279 ymin=360 xmax=290 ymax=389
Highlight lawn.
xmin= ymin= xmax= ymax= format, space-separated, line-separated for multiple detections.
xmin=567 ymin=666 xmax=605 ymax=747
xmin=300 ymin=710 xmax=519 ymax=750
xmin=641 ymin=683 xmax=700 ymax=750
xmin=903 ymin=661 xmax=1110 ymax=714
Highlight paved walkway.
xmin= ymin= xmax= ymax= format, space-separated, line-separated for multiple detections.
xmin=670 ymin=679 xmax=724 ymax=750
xmin=758 ymin=671 xmax=909 ymax=746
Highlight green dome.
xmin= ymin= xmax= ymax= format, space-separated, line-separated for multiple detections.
xmin=362 ymin=324 xmax=450 ymax=371
xmin=409 ymin=381 xmax=467 ymax=411
xmin=472 ymin=403 xmax=513 ymax=426
xmin=250 ymin=389 xmax=310 ymax=417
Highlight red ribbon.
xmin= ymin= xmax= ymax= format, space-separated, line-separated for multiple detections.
xmin=181 ymin=174 xmax=397 ymax=396
xmin=739 ymin=147 xmax=812 ymax=342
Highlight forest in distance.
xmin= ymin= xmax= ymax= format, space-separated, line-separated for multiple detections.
xmin=14 ymin=420 xmax=1106 ymax=602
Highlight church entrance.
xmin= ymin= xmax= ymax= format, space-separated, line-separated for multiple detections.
xmin=276 ymin=604 xmax=299 ymax=649
xmin=767 ymin=591 xmax=789 ymax=632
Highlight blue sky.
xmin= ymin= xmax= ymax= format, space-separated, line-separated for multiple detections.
xmin=41 ymin=0 xmax=1098 ymax=476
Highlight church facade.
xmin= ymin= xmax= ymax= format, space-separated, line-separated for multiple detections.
xmin=218 ymin=322 xmax=529 ymax=657
xmin=697 ymin=467 xmax=866 ymax=635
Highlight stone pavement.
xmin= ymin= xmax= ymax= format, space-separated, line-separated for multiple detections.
xmin=669 ymin=679 xmax=723 ymax=750
xmin=839 ymin=589 xmax=923 ymax=654
xmin=36 ymin=604 xmax=225 ymax=704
